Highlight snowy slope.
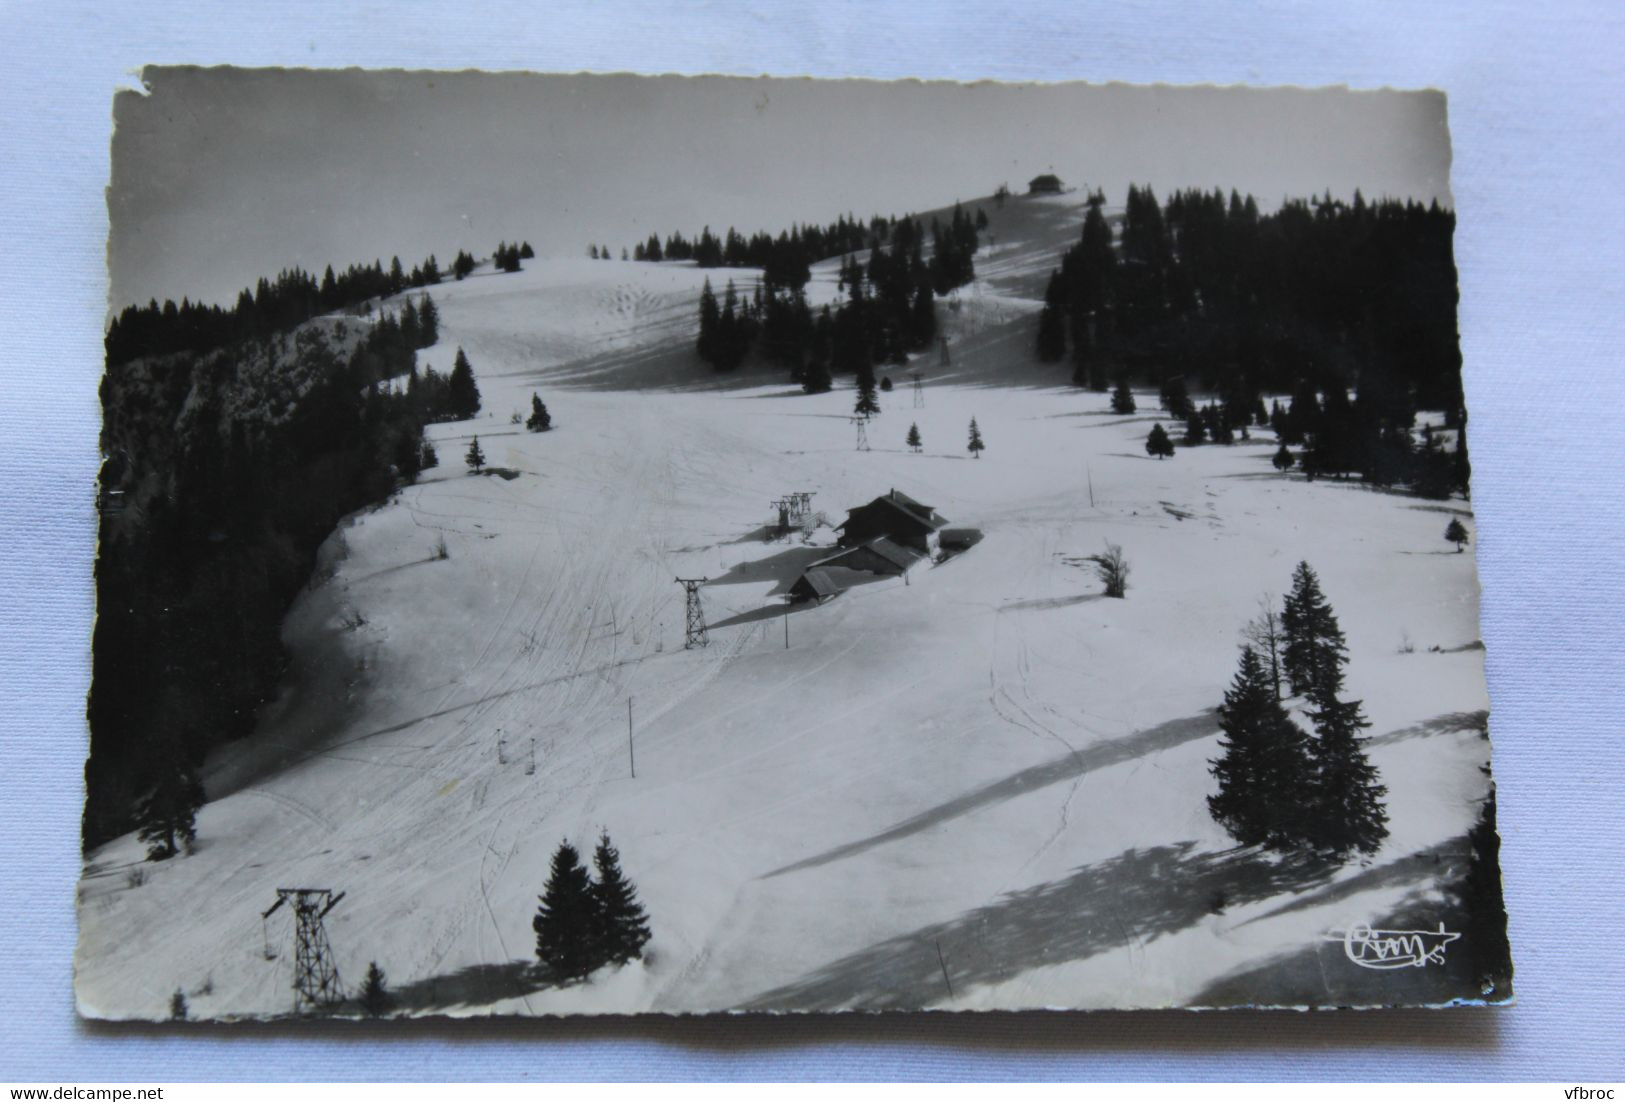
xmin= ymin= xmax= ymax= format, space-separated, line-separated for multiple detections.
xmin=76 ymin=195 xmax=1492 ymax=1018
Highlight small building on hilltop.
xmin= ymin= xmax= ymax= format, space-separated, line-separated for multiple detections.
xmin=837 ymin=488 xmax=948 ymax=556
xmin=1027 ymin=173 xmax=1064 ymax=195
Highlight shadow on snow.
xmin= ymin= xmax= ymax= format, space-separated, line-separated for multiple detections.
xmin=389 ymin=960 xmax=555 ymax=1014
xmin=1366 ymin=710 xmax=1488 ymax=749
xmin=745 ymin=841 xmax=1340 ymax=1011
xmin=762 ymin=710 xmax=1218 ymax=880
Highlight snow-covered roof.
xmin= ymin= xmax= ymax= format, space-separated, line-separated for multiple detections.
xmin=863 ymin=537 xmax=924 ymax=570
xmin=813 ymin=537 xmax=923 ymax=575
xmin=792 ymin=568 xmax=841 ymax=600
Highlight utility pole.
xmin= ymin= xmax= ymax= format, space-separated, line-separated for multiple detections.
xmin=1088 ymin=463 xmax=1095 ymax=509
xmin=851 ymin=416 xmax=870 ymax=452
xmin=783 ymin=598 xmax=791 ymax=649
xmin=627 ymin=696 xmax=635 ymax=778
xmin=675 ymin=578 xmax=709 ymax=649
xmin=263 ymin=889 xmax=346 ymax=1014
xmin=911 ymin=371 xmax=925 ymax=408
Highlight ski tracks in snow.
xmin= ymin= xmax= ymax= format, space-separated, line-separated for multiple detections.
xmin=985 ymin=525 xmax=1096 ymax=879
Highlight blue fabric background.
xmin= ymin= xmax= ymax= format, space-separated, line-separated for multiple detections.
xmin=2 ymin=0 xmax=1621 ymax=1081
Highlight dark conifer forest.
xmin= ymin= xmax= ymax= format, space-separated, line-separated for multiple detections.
xmin=689 ymin=204 xmax=981 ymax=377
xmin=90 ymin=274 xmax=482 ymax=849
xmin=1035 ymin=186 xmax=1467 ymax=497
xmin=105 ymin=254 xmax=449 ymax=367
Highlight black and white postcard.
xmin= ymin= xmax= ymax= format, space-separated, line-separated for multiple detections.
xmin=79 ymin=70 xmax=1510 ymax=1019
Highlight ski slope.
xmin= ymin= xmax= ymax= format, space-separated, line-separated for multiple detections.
xmin=76 ymin=193 xmax=1493 ymax=1018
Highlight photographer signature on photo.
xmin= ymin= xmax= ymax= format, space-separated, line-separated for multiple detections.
xmin=1325 ymin=922 xmax=1461 ymax=969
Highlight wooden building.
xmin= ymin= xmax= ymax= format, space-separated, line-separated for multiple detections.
xmin=788 ymin=568 xmax=840 ymax=605
xmin=836 ymin=488 xmax=948 ymax=555
xmin=813 ymin=536 xmax=923 ymax=577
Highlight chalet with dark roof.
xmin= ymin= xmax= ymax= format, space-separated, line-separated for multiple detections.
xmin=836 ymin=488 xmax=948 ymax=555
xmin=1027 ymin=173 xmax=1064 ymax=195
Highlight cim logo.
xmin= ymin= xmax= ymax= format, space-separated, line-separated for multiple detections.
xmin=1325 ymin=922 xmax=1461 ymax=969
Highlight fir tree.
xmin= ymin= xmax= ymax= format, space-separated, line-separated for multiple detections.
xmin=801 ymin=356 xmax=832 ymax=395
xmin=447 ymin=348 xmax=481 ymax=420
xmin=1183 ymin=410 xmax=1205 ymax=446
xmin=1281 ymin=561 xmax=1346 ymax=699
xmin=360 ymin=961 xmax=391 ymax=1018
xmin=519 ymin=241 xmax=535 ymax=259
xmin=1111 ymin=379 xmax=1136 ymax=414
xmin=1445 ymin=517 xmax=1469 ymax=552
xmin=1272 ymin=443 xmax=1295 ymax=471
xmin=533 ymin=840 xmax=600 ymax=982
xmin=495 ymin=242 xmax=522 ymax=273
xmin=967 ymin=417 xmax=985 ymax=458
xmin=591 ymin=832 xmax=652 ymax=966
xmin=392 ymin=428 xmax=424 ymax=482
xmin=1452 ymin=787 xmax=1513 ymax=992
xmin=399 ymin=297 xmax=420 ymax=348
xmin=137 ymin=742 xmax=203 ymax=862
xmin=419 ymin=440 xmax=438 ymax=469
xmin=1160 ymin=376 xmax=1190 ymax=419
xmin=170 ymin=988 xmax=188 ymax=1021
xmin=911 ymin=282 xmax=936 ymax=347
xmin=1035 ymin=272 xmax=1068 ymax=362
xmin=1305 ymin=685 xmax=1388 ymax=858
xmin=526 ymin=393 xmax=552 ymax=432
xmin=1207 ymin=647 xmax=1314 ymax=849
xmin=906 ymin=422 xmax=922 ymax=452
xmin=464 ymin=435 xmax=486 ymax=473
xmin=417 ymin=294 xmax=439 ymax=347
xmin=880 ymin=376 xmax=893 ymax=392
xmin=854 ymin=362 xmax=880 ymax=417
xmin=1145 ymin=422 xmax=1174 ymax=459
xmin=1281 ymin=565 xmax=1388 ymax=858
xmin=1070 ymin=340 xmax=1092 ymax=391
xmin=696 ymin=279 xmax=719 ymax=365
